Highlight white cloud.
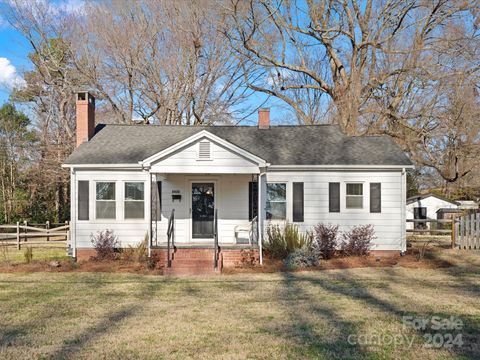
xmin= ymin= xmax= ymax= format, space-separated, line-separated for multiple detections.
xmin=0 ymin=57 xmax=26 ymax=90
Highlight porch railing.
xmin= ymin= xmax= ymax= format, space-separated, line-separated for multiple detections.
xmin=250 ymin=216 xmax=258 ymax=246
xmin=214 ymin=209 xmax=219 ymax=269
xmin=167 ymin=209 xmax=175 ymax=267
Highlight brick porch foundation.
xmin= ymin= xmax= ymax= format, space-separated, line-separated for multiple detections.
xmin=75 ymin=248 xmax=97 ymax=261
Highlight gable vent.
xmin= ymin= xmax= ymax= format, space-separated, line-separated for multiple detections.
xmin=198 ymin=141 xmax=211 ymax=160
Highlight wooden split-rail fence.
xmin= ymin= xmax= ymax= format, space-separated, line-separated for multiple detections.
xmin=407 ymin=213 xmax=480 ymax=250
xmin=0 ymin=221 xmax=70 ymax=250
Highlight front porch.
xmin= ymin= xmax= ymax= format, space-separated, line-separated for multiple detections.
xmin=138 ymin=130 xmax=269 ymax=273
xmin=148 ymin=172 xmax=262 ymax=272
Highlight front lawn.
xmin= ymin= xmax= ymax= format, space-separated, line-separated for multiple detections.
xmin=0 ymin=250 xmax=479 ymax=359
xmin=0 ymin=246 xmax=68 ymax=264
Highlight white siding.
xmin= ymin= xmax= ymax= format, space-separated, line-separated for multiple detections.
xmin=70 ymin=168 xmax=406 ymax=252
xmin=149 ymin=139 xmax=259 ymax=173
xmin=152 ymin=174 xmax=252 ymax=245
xmin=73 ymin=170 xmax=151 ymax=248
xmin=266 ymin=170 xmax=405 ymax=251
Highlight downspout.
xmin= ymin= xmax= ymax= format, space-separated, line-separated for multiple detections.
xmin=147 ymin=170 xmax=152 ymax=258
xmin=401 ymin=168 xmax=407 ymax=253
xmin=70 ymin=168 xmax=77 ymax=259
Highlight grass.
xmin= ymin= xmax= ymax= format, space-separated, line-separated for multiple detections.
xmin=0 ymin=250 xmax=479 ymax=359
xmin=0 ymin=245 xmax=68 ymax=264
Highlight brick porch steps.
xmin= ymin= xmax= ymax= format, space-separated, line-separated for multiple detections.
xmin=151 ymin=247 xmax=259 ymax=275
xmin=161 ymin=248 xmax=221 ymax=276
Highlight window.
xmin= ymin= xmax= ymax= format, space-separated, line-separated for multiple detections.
xmin=266 ymin=183 xmax=286 ymax=220
xmin=346 ymin=183 xmax=363 ymax=209
xmin=96 ymin=182 xmax=116 ymax=219
xmin=78 ymin=181 xmax=89 ymax=220
xmin=292 ymin=182 xmax=304 ymax=222
xmin=414 ymin=207 xmax=427 ymax=229
xmin=329 ymin=182 xmax=340 ymax=212
xmin=125 ymin=182 xmax=145 ymax=219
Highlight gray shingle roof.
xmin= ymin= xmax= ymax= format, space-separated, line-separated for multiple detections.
xmin=64 ymin=124 xmax=413 ymax=166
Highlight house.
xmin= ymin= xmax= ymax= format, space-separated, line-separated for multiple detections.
xmin=406 ymin=194 xmax=460 ymax=230
xmin=457 ymin=200 xmax=479 ymax=210
xmin=63 ymin=91 xmax=414 ymax=272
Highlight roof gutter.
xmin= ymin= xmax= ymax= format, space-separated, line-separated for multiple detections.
xmin=61 ymin=163 xmax=144 ymax=170
xmin=268 ymin=164 xmax=415 ymax=171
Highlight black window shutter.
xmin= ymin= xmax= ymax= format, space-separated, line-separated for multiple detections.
xmin=293 ymin=182 xmax=304 ymax=222
xmin=249 ymin=182 xmax=258 ymax=221
xmin=329 ymin=182 xmax=340 ymax=213
xmin=78 ymin=181 xmax=89 ymax=220
xmin=151 ymin=181 xmax=162 ymax=221
xmin=370 ymin=183 xmax=381 ymax=213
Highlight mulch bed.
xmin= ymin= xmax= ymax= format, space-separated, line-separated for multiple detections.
xmin=223 ymin=248 xmax=455 ymax=274
xmin=0 ymin=248 xmax=455 ymax=274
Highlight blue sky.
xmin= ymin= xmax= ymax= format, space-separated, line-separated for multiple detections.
xmin=0 ymin=0 xmax=288 ymax=124
xmin=0 ymin=23 xmax=31 ymax=104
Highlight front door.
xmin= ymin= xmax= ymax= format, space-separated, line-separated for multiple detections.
xmin=191 ymin=183 xmax=215 ymax=239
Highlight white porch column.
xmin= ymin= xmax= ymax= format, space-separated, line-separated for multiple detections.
xmin=258 ymin=170 xmax=267 ymax=265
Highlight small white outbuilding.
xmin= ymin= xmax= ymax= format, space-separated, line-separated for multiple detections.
xmin=406 ymin=194 xmax=460 ymax=230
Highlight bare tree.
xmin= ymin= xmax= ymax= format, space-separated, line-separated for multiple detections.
xmin=72 ymin=0 xmax=256 ymax=125
xmin=224 ymin=0 xmax=479 ymax=192
xmin=224 ymin=0 xmax=477 ymax=128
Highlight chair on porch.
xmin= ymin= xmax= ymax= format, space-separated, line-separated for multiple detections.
xmin=234 ymin=216 xmax=258 ymax=245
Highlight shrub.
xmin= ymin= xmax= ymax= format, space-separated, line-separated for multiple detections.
xmin=121 ymin=233 xmax=148 ymax=262
xmin=0 ymin=242 xmax=9 ymax=262
xmin=147 ymin=253 xmax=160 ymax=270
xmin=24 ymin=246 xmax=33 ymax=263
xmin=239 ymin=249 xmax=258 ymax=267
xmin=283 ymin=247 xmax=320 ymax=270
xmin=265 ymin=222 xmax=313 ymax=259
xmin=313 ymin=223 xmax=339 ymax=260
xmin=340 ymin=224 xmax=375 ymax=256
xmin=90 ymin=230 xmax=120 ymax=260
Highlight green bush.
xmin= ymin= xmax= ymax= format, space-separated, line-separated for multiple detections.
xmin=265 ymin=222 xmax=313 ymax=259
xmin=283 ymin=247 xmax=320 ymax=269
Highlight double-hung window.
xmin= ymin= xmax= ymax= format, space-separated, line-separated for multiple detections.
xmin=125 ymin=182 xmax=145 ymax=219
xmin=266 ymin=183 xmax=286 ymax=220
xmin=96 ymin=182 xmax=116 ymax=219
xmin=346 ymin=183 xmax=363 ymax=209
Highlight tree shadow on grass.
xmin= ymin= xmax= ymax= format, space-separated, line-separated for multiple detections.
xmin=275 ymin=269 xmax=480 ymax=359
xmin=252 ymin=272 xmax=370 ymax=359
xmin=47 ymin=279 xmax=164 ymax=359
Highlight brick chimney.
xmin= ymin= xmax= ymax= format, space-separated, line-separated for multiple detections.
xmin=258 ymin=108 xmax=270 ymax=129
xmin=75 ymin=91 xmax=95 ymax=147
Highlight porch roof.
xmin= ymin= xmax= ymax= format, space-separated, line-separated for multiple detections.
xmin=64 ymin=124 xmax=413 ymax=167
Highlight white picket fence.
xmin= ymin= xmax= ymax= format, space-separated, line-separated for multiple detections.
xmin=455 ymin=213 xmax=480 ymax=249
